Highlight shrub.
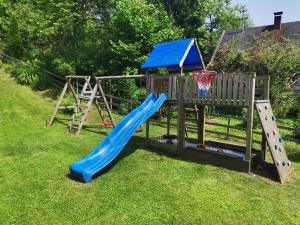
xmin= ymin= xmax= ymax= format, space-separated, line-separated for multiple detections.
xmin=294 ymin=113 xmax=300 ymax=140
xmin=213 ymin=33 xmax=300 ymax=117
xmin=9 ymin=62 xmax=38 ymax=85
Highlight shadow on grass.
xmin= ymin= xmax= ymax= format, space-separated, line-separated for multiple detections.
xmin=67 ymin=134 xmax=281 ymax=184
xmin=53 ymin=118 xmax=110 ymax=136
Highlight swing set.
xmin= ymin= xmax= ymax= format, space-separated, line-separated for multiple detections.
xmin=46 ymin=76 xmax=115 ymax=135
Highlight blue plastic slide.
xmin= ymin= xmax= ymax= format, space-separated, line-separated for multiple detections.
xmin=70 ymin=93 xmax=168 ymax=182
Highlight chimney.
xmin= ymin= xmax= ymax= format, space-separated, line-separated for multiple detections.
xmin=274 ymin=11 xmax=283 ymax=30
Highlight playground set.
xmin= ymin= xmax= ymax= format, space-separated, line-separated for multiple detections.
xmin=48 ymin=38 xmax=292 ymax=183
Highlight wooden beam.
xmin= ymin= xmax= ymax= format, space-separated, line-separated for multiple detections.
xmin=146 ymin=72 xmax=151 ymax=140
xmin=207 ymin=30 xmax=226 ymax=69
xmin=65 ymin=75 xmax=90 ymax=79
xmin=96 ymin=75 xmax=146 ymax=80
xmin=97 ymin=80 xmax=116 ymax=127
xmin=197 ymin=105 xmax=205 ymax=144
xmin=245 ymin=73 xmax=256 ymax=172
xmin=167 ymin=104 xmax=171 ymax=135
xmin=177 ymin=68 xmax=185 ymax=150
xmin=47 ymin=82 xmax=68 ymax=127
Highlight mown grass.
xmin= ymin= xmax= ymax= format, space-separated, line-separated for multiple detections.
xmin=0 ymin=69 xmax=300 ymax=225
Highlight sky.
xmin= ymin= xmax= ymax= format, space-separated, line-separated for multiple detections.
xmin=231 ymin=0 xmax=300 ymax=27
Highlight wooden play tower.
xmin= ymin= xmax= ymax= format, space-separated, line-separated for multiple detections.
xmin=141 ymin=38 xmax=292 ymax=183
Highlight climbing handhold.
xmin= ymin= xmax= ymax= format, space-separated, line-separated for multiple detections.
xmin=258 ymin=107 xmax=261 ymax=112
xmin=265 ymin=115 xmax=268 ymax=121
xmin=279 ymin=137 xmax=283 ymax=143
xmin=279 ymin=146 xmax=283 ymax=152
xmin=282 ymin=161 xmax=286 ymax=167
xmin=266 ymin=132 xmax=270 ymax=138
xmin=287 ymin=161 xmax=291 ymax=166
xmin=275 ymin=144 xmax=278 ymax=150
xmin=273 ymin=130 xmax=276 ymax=135
xmin=272 ymin=115 xmax=276 ymax=121
xmin=265 ymin=105 xmax=268 ymax=110
xmin=276 ymin=161 xmax=281 ymax=166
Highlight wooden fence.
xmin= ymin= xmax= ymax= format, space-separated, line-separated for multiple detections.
xmin=96 ymin=94 xmax=299 ymax=144
xmin=183 ymin=73 xmax=255 ymax=106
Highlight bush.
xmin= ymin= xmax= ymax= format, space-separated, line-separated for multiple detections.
xmin=213 ymin=33 xmax=300 ymax=117
xmin=9 ymin=62 xmax=38 ymax=85
xmin=294 ymin=113 xmax=300 ymax=139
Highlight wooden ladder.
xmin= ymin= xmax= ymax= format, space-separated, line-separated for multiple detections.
xmin=68 ymin=82 xmax=116 ymax=135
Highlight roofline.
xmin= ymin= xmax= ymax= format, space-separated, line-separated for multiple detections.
xmin=179 ymin=38 xmax=194 ymax=68
xmin=225 ymin=20 xmax=300 ymax=35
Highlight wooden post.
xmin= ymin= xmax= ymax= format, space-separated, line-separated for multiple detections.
xmin=260 ymin=75 xmax=270 ymax=161
xmin=167 ymin=104 xmax=171 ymax=135
xmin=197 ymin=105 xmax=205 ymax=144
xmin=47 ymin=82 xmax=68 ymax=127
xmin=109 ymin=80 xmax=113 ymax=110
xmin=245 ymin=73 xmax=256 ymax=172
xmin=146 ymin=72 xmax=150 ymax=140
xmin=177 ymin=67 xmax=185 ymax=150
xmin=97 ymin=80 xmax=116 ymax=127
xmin=263 ymin=76 xmax=270 ymax=100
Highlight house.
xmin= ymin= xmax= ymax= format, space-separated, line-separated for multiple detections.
xmin=209 ymin=12 xmax=300 ymax=90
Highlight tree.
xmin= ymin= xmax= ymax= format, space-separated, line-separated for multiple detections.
xmin=213 ymin=33 xmax=300 ymax=116
xmin=107 ymin=0 xmax=183 ymax=75
xmin=147 ymin=0 xmax=251 ymax=60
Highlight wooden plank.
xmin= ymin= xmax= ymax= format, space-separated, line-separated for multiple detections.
xmin=146 ymin=73 xmax=151 ymax=140
xmin=95 ymin=75 xmax=146 ymax=80
xmin=216 ymin=75 xmax=222 ymax=105
xmin=168 ymin=75 xmax=172 ymax=99
xmin=227 ymin=74 xmax=233 ymax=106
xmin=177 ymin=73 xmax=185 ymax=150
xmin=245 ymin=73 xmax=256 ymax=172
xmin=238 ymin=74 xmax=245 ymax=106
xmin=167 ymin=104 xmax=171 ymax=135
xmin=255 ymin=101 xmax=292 ymax=183
xmin=221 ymin=74 xmax=227 ymax=105
xmin=207 ymin=76 xmax=213 ymax=104
xmin=98 ymin=81 xmax=116 ymax=127
xmin=47 ymin=82 xmax=68 ymax=127
xmin=184 ymin=76 xmax=190 ymax=103
xmin=207 ymin=30 xmax=226 ymax=68
xmin=263 ymin=76 xmax=270 ymax=100
xmin=193 ymin=78 xmax=199 ymax=104
xmin=232 ymin=74 xmax=239 ymax=106
xmin=244 ymin=75 xmax=251 ymax=106
xmin=197 ymin=105 xmax=205 ymax=144
xmin=172 ymin=75 xmax=177 ymax=100
xmin=66 ymin=75 xmax=90 ymax=79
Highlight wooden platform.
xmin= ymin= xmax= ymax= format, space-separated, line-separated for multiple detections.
xmin=146 ymin=135 xmax=262 ymax=173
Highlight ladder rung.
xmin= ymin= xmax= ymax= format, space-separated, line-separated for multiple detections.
xmin=59 ymin=106 xmax=75 ymax=109
xmin=69 ymin=125 xmax=79 ymax=130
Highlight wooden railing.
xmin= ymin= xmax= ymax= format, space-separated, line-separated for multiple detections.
xmin=183 ymin=73 xmax=256 ymax=107
xmin=148 ymin=74 xmax=177 ymax=100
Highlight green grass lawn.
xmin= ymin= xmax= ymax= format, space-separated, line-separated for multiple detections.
xmin=1 ymin=68 xmax=300 ymax=225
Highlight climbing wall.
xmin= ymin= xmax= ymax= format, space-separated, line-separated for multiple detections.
xmin=255 ymin=100 xmax=292 ymax=183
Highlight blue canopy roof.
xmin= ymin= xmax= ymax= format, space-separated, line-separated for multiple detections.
xmin=141 ymin=38 xmax=205 ymax=70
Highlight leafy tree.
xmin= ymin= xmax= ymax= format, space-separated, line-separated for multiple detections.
xmin=213 ymin=33 xmax=300 ymax=116
xmin=108 ymin=0 xmax=182 ymax=75
xmin=148 ymin=0 xmax=251 ymax=59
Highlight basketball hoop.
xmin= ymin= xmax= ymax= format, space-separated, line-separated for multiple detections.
xmin=193 ymin=70 xmax=217 ymax=97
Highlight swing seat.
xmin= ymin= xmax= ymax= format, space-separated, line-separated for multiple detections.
xmin=102 ymin=120 xmax=113 ymax=127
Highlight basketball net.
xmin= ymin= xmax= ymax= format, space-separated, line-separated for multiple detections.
xmin=193 ymin=70 xmax=217 ymax=97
